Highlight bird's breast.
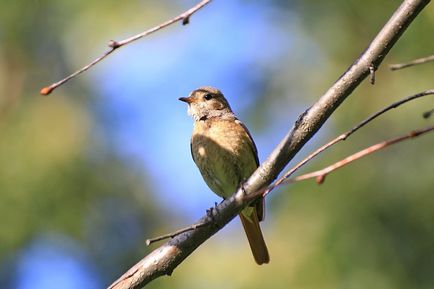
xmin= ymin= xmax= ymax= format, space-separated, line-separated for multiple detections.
xmin=191 ymin=119 xmax=257 ymax=198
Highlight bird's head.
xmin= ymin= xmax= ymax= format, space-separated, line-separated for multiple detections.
xmin=179 ymin=86 xmax=233 ymax=121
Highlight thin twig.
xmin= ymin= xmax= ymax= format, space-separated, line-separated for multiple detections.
xmin=146 ymin=222 xmax=209 ymax=246
xmin=264 ymin=89 xmax=434 ymax=196
xmin=390 ymin=54 xmax=434 ymax=70
xmin=285 ymin=125 xmax=434 ymax=184
xmin=263 ymin=137 xmax=342 ymax=196
xmin=40 ymin=0 xmax=212 ymax=95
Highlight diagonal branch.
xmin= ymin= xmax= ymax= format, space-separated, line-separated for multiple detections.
xmin=40 ymin=0 xmax=212 ymax=95
xmin=287 ymin=125 xmax=434 ymax=184
xmin=108 ymin=1 xmax=431 ymax=288
xmin=265 ymin=89 xmax=434 ymax=196
xmin=390 ymin=54 xmax=434 ymax=70
xmin=145 ymin=221 xmax=209 ymax=246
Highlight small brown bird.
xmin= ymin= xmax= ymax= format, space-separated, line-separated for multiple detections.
xmin=179 ymin=86 xmax=269 ymax=265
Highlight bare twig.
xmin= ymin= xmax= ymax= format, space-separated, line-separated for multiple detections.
xmin=390 ymin=54 xmax=434 ymax=70
xmin=344 ymin=90 xmax=434 ymax=135
xmin=40 ymin=0 xmax=212 ymax=95
xmin=146 ymin=222 xmax=209 ymax=246
xmin=263 ymin=137 xmax=342 ymax=197
xmin=108 ymin=1 xmax=430 ymax=288
xmin=264 ymin=89 xmax=434 ymax=196
xmin=285 ymin=125 xmax=434 ymax=184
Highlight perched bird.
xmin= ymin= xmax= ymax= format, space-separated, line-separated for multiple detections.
xmin=179 ymin=86 xmax=269 ymax=265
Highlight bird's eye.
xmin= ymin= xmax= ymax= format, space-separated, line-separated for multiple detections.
xmin=204 ymin=93 xmax=213 ymax=100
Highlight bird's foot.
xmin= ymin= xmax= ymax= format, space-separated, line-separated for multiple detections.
xmin=240 ymin=183 xmax=248 ymax=197
xmin=206 ymin=202 xmax=222 ymax=229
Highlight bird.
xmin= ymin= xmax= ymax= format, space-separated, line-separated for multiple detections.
xmin=179 ymin=86 xmax=269 ymax=265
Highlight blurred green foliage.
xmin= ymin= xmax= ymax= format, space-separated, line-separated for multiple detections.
xmin=0 ymin=1 xmax=433 ymax=289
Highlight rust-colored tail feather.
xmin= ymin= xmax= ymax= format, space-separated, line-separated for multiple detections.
xmin=239 ymin=210 xmax=270 ymax=265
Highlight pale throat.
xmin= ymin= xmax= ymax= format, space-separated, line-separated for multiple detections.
xmin=188 ymin=106 xmax=235 ymax=121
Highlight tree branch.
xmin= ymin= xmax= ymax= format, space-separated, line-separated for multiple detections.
xmin=40 ymin=0 xmax=212 ymax=96
xmin=286 ymin=125 xmax=434 ymax=184
xmin=265 ymin=89 xmax=434 ymax=196
xmin=108 ymin=1 xmax=431 ymax=288
xmin=390 ymin=54 xmax=434 ymax=70
xmin=145 ymin=221 xmax=209 ymax=246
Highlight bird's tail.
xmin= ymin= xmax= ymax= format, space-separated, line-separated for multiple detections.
xmin=239 ymin=207 xmax=270 ymax=265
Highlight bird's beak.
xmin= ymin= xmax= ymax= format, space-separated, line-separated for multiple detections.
xmin=179 ymin=96 xmax=193 ymax=103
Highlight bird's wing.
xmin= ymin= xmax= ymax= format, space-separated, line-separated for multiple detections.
xmin=235 ymin=119 xmax=259 ymax=167
xmin=190 ymin=138 xmax=196 ymax=164
xmin=235 ymin=119 xmax=266 ymax=221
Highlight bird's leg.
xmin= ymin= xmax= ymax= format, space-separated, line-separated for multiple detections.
xmin=240 ymin=183 xmax=247 ymax=197
xmin=206 ymin=200 xmax=224 ymax=229
xmin=206 ymin=206 xmax=213 ymax=218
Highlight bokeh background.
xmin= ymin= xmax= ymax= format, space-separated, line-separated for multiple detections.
xmin=1 ymin=0 xmax=433 ymax=288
